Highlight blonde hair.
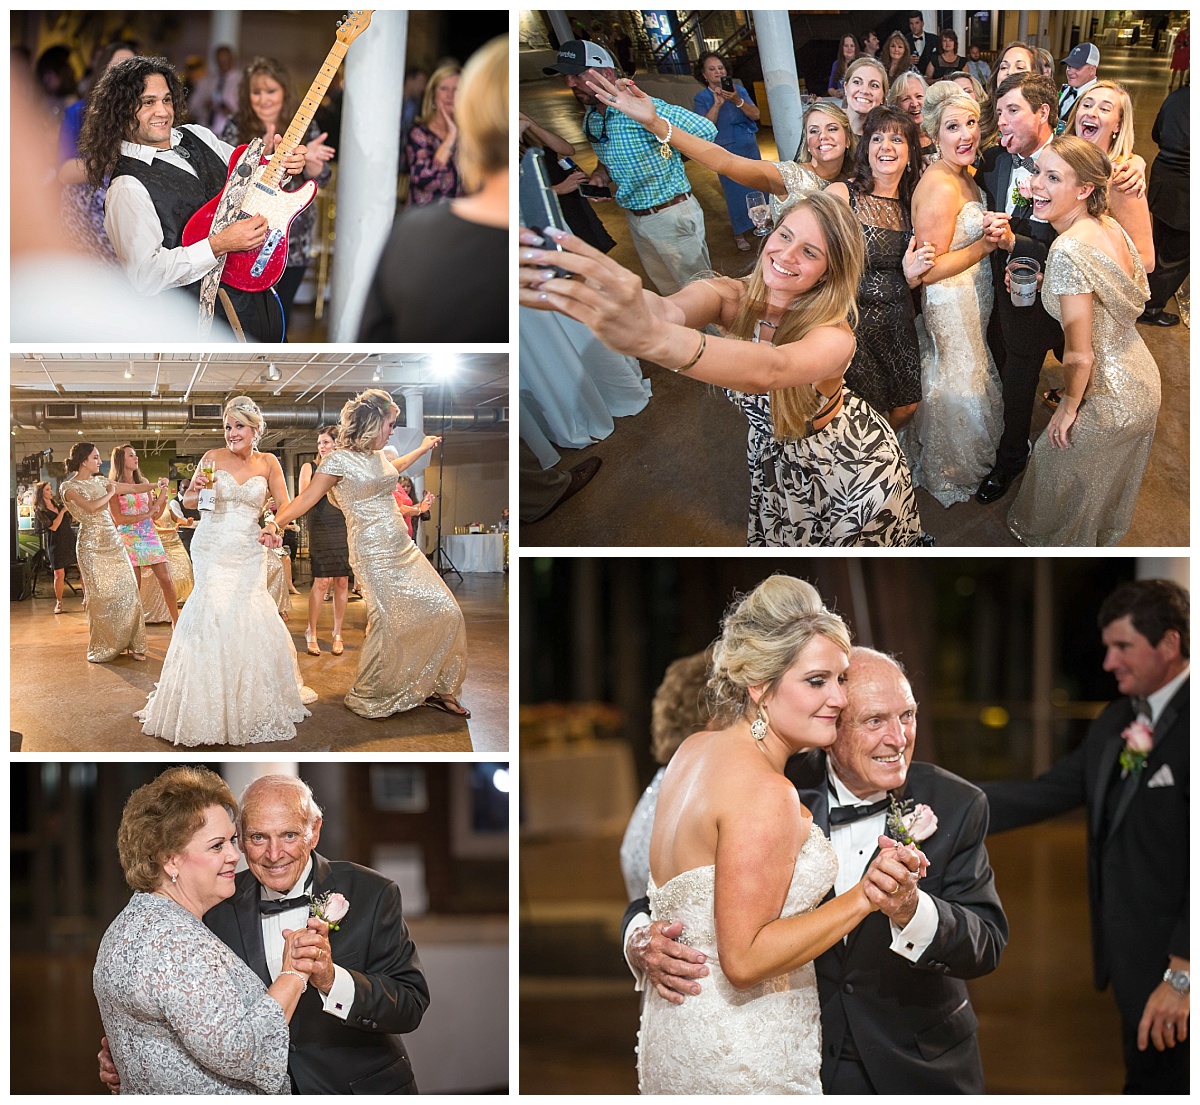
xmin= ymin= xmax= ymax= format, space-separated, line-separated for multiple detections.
xmin=1049 ymin=135 xmax=1110 ymax=217
xmin=920 ymin=79 xmax=979 ymax=143
xmin=888 ymin=70 xmax=929 ymax=111
xmin=708 ymin=576 xmax=851 ymax=726
xmin=947 ymin=69 xmax=985 ymax=104
xmin=419 ymin=63 xmax=461 ymax=127
xmin=844 ymin=56 xmax=890 ymax=107
xmin=725 ymin=192 xmax=863 ymax=440
xmin=337 ymin=388 xmax=398 ymax=452
xmin=795 ymin=101 xmax=856 ymax=167
xmin=223 ymin=395 xmax=265 ymax=445
xmin=1066 ymin=79 xmax=1136 ymax=163
xmin=456 ymin=36 xmax=507 ymax=191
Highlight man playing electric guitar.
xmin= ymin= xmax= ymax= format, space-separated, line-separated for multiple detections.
xmin=80 ymin=55 xmax=308 ymax=341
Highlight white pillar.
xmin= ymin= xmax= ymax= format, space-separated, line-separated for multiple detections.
xmin=990 ymin=11 xmax=999 ymax=51
xmin=1136 ymin=558 xmax=1188 ymax=587
xmin=1018 ymin=11 xmax=1029 ymax=44
xmin=210 ymin=11 xmax=240 ymax=56
xmin=750 ymin=11 xmax=802 ymax=167
xmin=953 ymin=12 xmax=967 ymax=53
xmin=329 ymin=10 xmax=408 ymax=342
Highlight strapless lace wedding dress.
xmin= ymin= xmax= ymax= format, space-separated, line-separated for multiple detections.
xmin=136 ymin=471 xmax=316 ymax=745
xmin=637 ymin=826 xmax=837 ymax=1094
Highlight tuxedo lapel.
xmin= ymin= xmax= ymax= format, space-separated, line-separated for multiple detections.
xmin=233 ymin=873 xmax=272 ymax=988
xmin=1109 ymin=683 xmax=1187 ymax=836
xmin=310 ymin=852 xmax=337 ymax=897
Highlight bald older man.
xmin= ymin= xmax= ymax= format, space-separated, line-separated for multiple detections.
xmin=624 ymin=647 xmax=1008 ymax=1093
xmin=103 ymin=775 xmax=429 ymax=1094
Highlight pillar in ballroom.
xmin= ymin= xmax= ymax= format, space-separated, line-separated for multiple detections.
xmin=750 ymin=10 xmax=802 ymax=168
xmin=329 ymin=9 xmax=408 ymax=341
xmin=209 ymin=11 xmax=241 ymax=60
xmin=400 ymin=386 xmax=427 ymax=504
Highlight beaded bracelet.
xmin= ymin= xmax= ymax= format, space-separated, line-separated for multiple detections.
xmin=656 ymin=119 xmax=674 ymax=159
xmin=279 ymin=969 xmax=308 ymax=992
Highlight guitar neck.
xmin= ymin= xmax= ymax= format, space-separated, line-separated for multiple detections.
xmin=261 ymin=40 xmax=349 ymax=186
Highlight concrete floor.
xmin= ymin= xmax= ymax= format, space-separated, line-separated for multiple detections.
xmin=520 ymin=816 xmax=1124 ymax=1094
xmin=519 ymin=42 xmax=1189 ymax=547
xmin=11 ymin=571 xmax=508 ymax=753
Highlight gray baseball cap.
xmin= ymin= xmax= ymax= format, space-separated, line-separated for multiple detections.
xmin=543 ymin=39 xmax=617 ymax=76
xmin=1062 ymin=42 xmax=1100 ymax=68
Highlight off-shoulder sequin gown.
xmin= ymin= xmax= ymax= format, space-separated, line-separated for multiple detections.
xmin=637 ymin=827 xmax=838 ymax=1094
xmin=61 ymin=474 xmax=146 ymax=662
xmin=910 ymin=200 xmax=1003 ymax=506
xmin=1009 ymin=226 xmax=1160 ymax=545
xmin=319 ymin=449 xmax=467 ymax=718
xmin=136 ymin=471 xmax=315 ymax=745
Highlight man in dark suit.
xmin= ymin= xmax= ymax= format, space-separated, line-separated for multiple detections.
xmin=982 ymin=579 xmax=1189 ymax=1094
xmin=1057 ymin=41 xmax=1100 ymax=121
xmin=974 ymin=72 xmax=1060 ymax=505
xmin=624 ymin=648 xmax=1008 ymax=1093
xmin=102 ymin=775 xmax=430 ymax=1094
xmin=906 ymin=13 xmax=938 ymax=75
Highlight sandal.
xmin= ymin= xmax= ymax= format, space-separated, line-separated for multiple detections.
xmin=1041 ymin=388 xmax=1063 ymax=410
xmin=426 ymin=693 xmax=471 ymax=719
xmin=305 ymin=630 xmax=321 ymax=656
xmin=734 ymin=235 xmax=751 ymax=251
xmin=331 ymin=634 xmax=344 ymax=656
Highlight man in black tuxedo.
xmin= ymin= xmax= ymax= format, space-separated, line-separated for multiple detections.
xmin=102 ymin=775 xmax=429 ymax=1094
xmin=624 ymin=648 xmax=1008 ymax=1093
xmin=982 ymin=579 xmax=1189 ymax=1094
xmin=905 ymin=13 xmax=938 ymax=75
xmin=974 ymin=72 xmax=1060 ymax=505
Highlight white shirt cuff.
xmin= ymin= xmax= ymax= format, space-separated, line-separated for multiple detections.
xmin=889 ymin=889 xmax=938 ymax=961
xmin=624 ymin=911 xmax=651 ymax=992
xmin=321 ymin=964 xmax=354 ymax=1020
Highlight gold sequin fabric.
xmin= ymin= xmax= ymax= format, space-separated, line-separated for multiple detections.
xmin=61 ymin=475 xmax=146 ymax=662
xmin=1009 ymin=226 xmax=1160 ymax=546
xmin=638 ymin=827 xmax=838 ymax=1094
xmin=140 ymin=519 xmax=193 ymax=623
xmin=264 ymin=548 xmax=289 ymax=614
xmin=320 ymin=449 xmax=468 ymax=718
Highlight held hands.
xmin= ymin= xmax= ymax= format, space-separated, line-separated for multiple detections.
xmin=284 ymin=918 xmax=335 ymax=993
xmin=903 ymin=237 xmax=936 ymax=283
xmin=982 ymin=211 xmax=1015 ymax=254
xmin=519 ymin=227 xmax=653 ymax=358
xmin=861 ymin=836 xmax=928 ymax=926
xmin=628 ymin=919 xmax=710 ymax=1005
xmin=280 ymin=927 xmax=318 ymax=980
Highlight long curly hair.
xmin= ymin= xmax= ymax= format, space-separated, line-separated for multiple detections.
xmin=845 ymin=105 xmax=923 ymax=206
xmin=79 ymin=55 xmax=188 ymax=187
xmin=229 ymin=56 xmax=296 ymax=143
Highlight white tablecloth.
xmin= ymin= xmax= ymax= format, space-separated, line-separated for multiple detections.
xmin=441 ymin=533 xmax=505 ymax=573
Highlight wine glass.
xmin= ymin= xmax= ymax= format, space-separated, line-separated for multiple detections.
xmin=198 ymin=461 xmax=217 ymax=511
xmin=746 ymin=191 xmax=771 ymax=237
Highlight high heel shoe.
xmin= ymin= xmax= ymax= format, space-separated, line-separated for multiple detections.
xmin=331 ymin=634 xmax=344 ymax=656
xmin=305 ymin=629 xmax=321 ymax=656
xmin=54 ymin=602 xmax=63 ymax=614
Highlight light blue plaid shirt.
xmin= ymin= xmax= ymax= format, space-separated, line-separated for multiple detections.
xmin=585 ymin=98 xmax=718 ymax=210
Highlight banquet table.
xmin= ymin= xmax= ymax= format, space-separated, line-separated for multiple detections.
xmin=441 ymin=533 xmax=505 ymax=573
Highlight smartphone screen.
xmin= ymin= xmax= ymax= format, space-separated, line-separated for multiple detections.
xmin=720 ymin=76 xmax=735 ymax=93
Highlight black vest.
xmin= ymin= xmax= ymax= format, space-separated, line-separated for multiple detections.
xmin=110 ymin=128 xmax=282 ymax=341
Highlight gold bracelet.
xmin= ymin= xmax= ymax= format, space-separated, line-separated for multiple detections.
xmin=671 ymin=332 xmax=706 ymax=374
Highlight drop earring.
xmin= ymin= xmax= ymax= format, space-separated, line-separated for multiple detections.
xmin=751 ymin=704 xmax=768 ymax=740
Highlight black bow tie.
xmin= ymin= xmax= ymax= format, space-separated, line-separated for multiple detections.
xmin=828 ymin=796 xmax=892 ymax=826
xmin=258 ymin=873 xmax=314 ymax=915
xmin=1011 ymin=151 xmax=1038 ymax=172
xmin=1131 ymin=697 xmax=1153 ymax=724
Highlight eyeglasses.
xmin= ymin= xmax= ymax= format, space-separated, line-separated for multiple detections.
xmin=583 ymin=107 xmax=609 ymax=144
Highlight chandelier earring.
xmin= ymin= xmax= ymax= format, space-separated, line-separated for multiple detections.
xmin=750 ymin=703 xmax=768 ymax=741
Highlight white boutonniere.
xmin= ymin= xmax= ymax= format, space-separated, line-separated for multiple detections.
xmin=1010 ymin=176 xmax=1033 ymax=209
xmin=310 ymin=891 xmax=350 ymax=931
xmin=885 ymin=795 xmax=938 ymax=848
xmin=1119 ymin=720 xmax=1154 ymax=780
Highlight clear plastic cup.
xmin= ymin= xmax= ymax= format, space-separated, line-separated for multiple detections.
xmin=1007 ymin=257 xmax=1042 ymax=308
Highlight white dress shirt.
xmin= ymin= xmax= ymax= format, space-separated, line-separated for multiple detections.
xmin=1058 ymin=77 xmax=1097 ymax=120
xmin=1005 ymin=137 xmax=1053 ymax=222
xmin=826 ymin=766 xmax=937 ymax=961
xmin=103 ymin=124 xmax=231 ymax=296
xmin=258 ymin=857 xmax=356 ymax=1020
xmin=1145 ymin=665 xmax=1189 ymax=724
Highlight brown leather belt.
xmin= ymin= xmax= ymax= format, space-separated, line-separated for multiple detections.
xmin=626 ymin=192 xmax=692 ymax=216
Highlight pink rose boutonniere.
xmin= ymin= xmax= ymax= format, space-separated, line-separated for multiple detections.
xmin=310 ymin=891 xmax=350 ymax=931
xmin=886 ymin=795 xmax=938 ymax=849
xmin=1119 ymin=720 xmax=1154 ymax=780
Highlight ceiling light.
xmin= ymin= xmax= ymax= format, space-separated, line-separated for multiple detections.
xmin=372 ymin=366 xmax=382 ymax=382
xmin=262 ymin=361 xmax=281 ymax=382
xmin=124 ymin=364 xmax=134 ymax=379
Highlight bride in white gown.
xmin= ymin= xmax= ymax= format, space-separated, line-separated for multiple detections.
xmin=637 ymin=578 xmax=918 ymax=1095
xmin=908 ymin=82 xmax=1003 ymax=507
xmin=137 ymin=396 xmax=315 ymax=745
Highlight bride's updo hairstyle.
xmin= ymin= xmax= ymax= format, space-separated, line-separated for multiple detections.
xmin=708 ymin=576 xmax=852 ymax=726
xmin=337 ymin=388 xmax=399 ymax=452
xmin=117 ymin=766 xmax=237 ymax=892
xmin=223 ymin=395 xmax=265 ymax=446
xmin=921 ymin=80 xmax=979 ymax=145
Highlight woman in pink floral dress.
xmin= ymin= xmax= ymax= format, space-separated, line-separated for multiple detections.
xmin=109 ymin=445 xmax=179 ymax=627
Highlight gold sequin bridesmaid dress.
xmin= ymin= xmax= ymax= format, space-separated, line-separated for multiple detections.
xmin=318 ymin=449 xmax=467 ymax=718
xmin=61 ymin=475 xmax=146 ymax=661
xmin=1009 ymin=225 xmax=1160 ymax=546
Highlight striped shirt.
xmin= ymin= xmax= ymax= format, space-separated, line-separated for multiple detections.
xmin=585 ymin=98 xmax=718 ymax=210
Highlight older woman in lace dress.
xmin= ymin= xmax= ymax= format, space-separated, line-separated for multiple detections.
xmin=94 ymin=767 xmax=319 ymax=1093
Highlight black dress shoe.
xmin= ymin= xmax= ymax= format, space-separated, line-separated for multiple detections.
xmin=553 ymin=457 xmax=602 ymax=511
xmin=975 ymin=467 xmax=1021 ymax=505
xmin=1137 ymin=308 xmax=1181 ymax=327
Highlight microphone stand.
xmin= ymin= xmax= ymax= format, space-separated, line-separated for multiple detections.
xmin=432 ymin=381 xmax=461 ymax=582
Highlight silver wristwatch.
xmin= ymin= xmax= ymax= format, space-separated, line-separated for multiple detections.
xmin=1163 ymin=968 xmax=1190 ymax=994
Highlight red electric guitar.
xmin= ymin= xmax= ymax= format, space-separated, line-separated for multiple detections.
xmin=181 ymin=9 xmax=373 ymax=293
